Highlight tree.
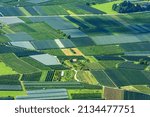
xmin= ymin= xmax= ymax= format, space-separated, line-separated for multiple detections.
xmin=112 ymin=1 xmax=149 ymax=13
xmin=86 ymin=2 xmax=90 ymax=6
xmin=112 ymin=4 xmax=118 ymax=11
xmin=139 ymin=59 xmax=144 ymax=65
xmin=78 ymin=26 xmax=82 ymax=30
xmin=67 ymin=35 xmax=71 ymax=39
xmin=92 ymin=2 xmax=96 ymax=5
xmin=0 ymin=23 xmax=3 ymax=29
xmin=147 ymin=5 xmax=150 ymax=10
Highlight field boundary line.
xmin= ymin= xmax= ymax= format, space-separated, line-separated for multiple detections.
xmin=102 ymin=70 xmax=118 ymax=87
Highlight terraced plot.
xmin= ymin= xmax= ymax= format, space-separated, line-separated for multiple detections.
xmin=91 ymin=70 xmax=116 ymax=87
xmin=42 ymin=49 xmax=65 ymax=56
xmin=92 ymin=0 xmax=121 ymax=14
xmin=61 ymin=29 xmax=88 ymax=38
xmin=6 ymin=32 xmax=34 ymax=41
xmin=76 ymin=71 xmax=99 ymax=85
xmin=0 ymin=76 xmax=22 ymax=91
xmin=0 ymin=53 xmax=39 ymax=74
xmin=125 ymin=51 xmax=150 ymax=56
xmin=62 ymin=48 xmax=83 ymax=56
xmin=78 ymin=5 xmax=104 ymax=14
xmin=105 ymin=69 xmax=150 ymax=87
xmin=27 ymin=0 xmax=49 ymax=4
xmin=10 ymin=23 xmax=35 ymax=33
xmin=0 ymin=62 xmax=16 ymax=75
xmin=118 ymin=62 xmax=147 ymax=70
xmin=55 ymin=39 xmax=75 ymax=48
xmin=24 ymin=6 xmax=39 ymax=15
xmin=16 ymin=88 xmax=69 ymax=100
xmin=24 ymin=81 xmax=101 ymax=90
xmin=0 ymin=44 xmax=41 ymax=57
xmin=0 ymin=7 xmax=24 ymax=16
xmin=31 ymin=40 xmax=59 ymax=49
xmin=21 ymin=57 xmax=51 ymax=70
xmin=120 ymin=42 xmax=150 ymax=51
xmin=122 ymin=56 xmax=150 ymax=61
xmin=79 ymin=45 xmax=124 ymax=55
xmin=70 ymin=37 xmax=95 ymax=47
xmin=0 ymin=35 xmax=9 ymax=43
xmin=40 ymin=5 xmax=68 ymax=15
xmin=21 ymin=72 xmax=42 ymax=81
xmin=27 ymin=22 xmax=65 ymax=39
xmin=30 ymin=54 xmax=61 ymax=66
xmin=129 ymin=24 xmax=150 ymax=33
xmin=0 ymin=85 xmax=22 ymax=91
xmin=84 ymin=62 xmax=104 ymax=70
xmin=45 ymin=71 xmax=54 ymax=81
xmin=91 ymin=34 xmax=141 ymax=45
xmin=10 ymin=41 xmax=35 ymax=50
xmin=94 ymin=55 xmax=124 ymax=61
xmin=0 ymin=17 xmax=24 ymax=25
xmin=28 ymin=16 xmax=76 ymax=30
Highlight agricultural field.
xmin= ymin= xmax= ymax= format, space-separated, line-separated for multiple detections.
xmin=0 ymin=62 xmax=16 ymax=75
xmin=92 ymin=0 xmax=122 ymax=14
xmin=76 ymin=71 xmax=99 ymax=85
xmin=0 ymin=0 xmax=150 ymax=100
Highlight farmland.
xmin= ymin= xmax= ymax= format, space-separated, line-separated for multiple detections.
xmin=0 ymin=62 xmax=16 ymax=75
xmin=92 ymin=0 xmax=122 ymax=14
xmin=0 ymin=0 xmax=150 ymax=100
xmin=0 ymin=53 xmax=40 ymax=74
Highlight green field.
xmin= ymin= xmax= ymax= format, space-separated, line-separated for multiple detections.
xmin=99 ymin=60 xmax=123 ymax=69
xmin=92 ymin=0 xmax=122 ymax=14
xmin=133 ymin=85 xmax=150 ymax=95
xmin=84 ymin=62 xmax=104 ymax=70
xmin=21 ymin=57 xmax=51 ymax=70
xmin=10 ymin=22 xmax=65 ymax=40
xmin=0 ymin=62 xmax=16 ymax=75
xmin=118 ymin=12 xmax=150 ymax=24
xmin=10 ymin=23 xmax=35 ymax=33
xmin=0 ymin=91 xmax=27 ymax=97
xmin=60 ymin=70 xmax=76 ymax=82
xmin=0 ymin=53 xmax=40 ymax=74
xmin=77 ymin=71 xmax=99 ymax=85
xmin=68 ymin=89 xmax=102 ymax=99
xmin=42 ymin=49 xmax=65 ymax=56
xmin=0 ymin=35 xmax=9 ymax=42
xmin=79 ymin=45 xmax=124 ymax=55
xmin=40 ymin=70 xmax=48 ymax=81
xmin=41 ymin=5 xmax=68 ymax=15
xmin=28 ymin=22 xmax=65 ymax=40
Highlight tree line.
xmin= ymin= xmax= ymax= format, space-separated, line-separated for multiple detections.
xmin=112 ymin=1 xmax=150 ymax=13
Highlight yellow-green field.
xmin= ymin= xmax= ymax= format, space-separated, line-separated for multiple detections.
xmin=92 ymin=0 xmax=122 ymax=14
xmin=0 ymin=91 xmax=27 ymax=97
xmin=0 ymin=62 xmax=17 ymax=75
